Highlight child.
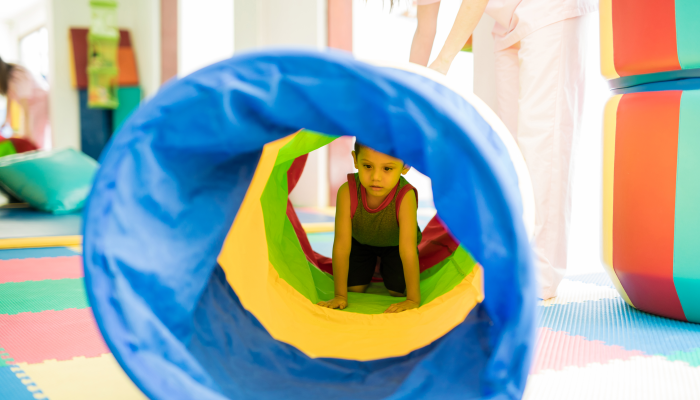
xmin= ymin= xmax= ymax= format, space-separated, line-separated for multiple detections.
xmin=0 ymin=57 xmax=50 ymax=149
xmin=317 ymin=141 xmax=422 ymax=314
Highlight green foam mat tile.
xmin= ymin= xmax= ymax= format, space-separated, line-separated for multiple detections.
xmin=0 ymin=279 xmax=89 ymax=315
xmin=0 ymin=348 xmax=14 ymax=367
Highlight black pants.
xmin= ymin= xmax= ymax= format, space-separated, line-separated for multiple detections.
xmin=347 ymin=238 xmax=406 ymax=294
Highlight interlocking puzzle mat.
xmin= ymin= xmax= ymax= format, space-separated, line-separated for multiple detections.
xmin=4 ymin=217 xmax=699 ymax=399
xmin=524 ymin=272 xmax=700 ymax=399
xmin=0 ymin=246 xmax=145 ymax=400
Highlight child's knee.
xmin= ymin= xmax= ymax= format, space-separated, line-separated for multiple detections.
xmin=388 ymin=290 xmax=404 ymax=297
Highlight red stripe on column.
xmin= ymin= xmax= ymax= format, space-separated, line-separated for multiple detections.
xmin=613 ymin=91 xmax=685 ymax=321
xmin=612 ymin=0 xmax=680 ymax=76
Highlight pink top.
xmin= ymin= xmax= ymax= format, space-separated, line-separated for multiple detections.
xmin=417 ymin=0 xmax=597 ymax=51
xmin=7 ymin=66 xmax=48 ymax=104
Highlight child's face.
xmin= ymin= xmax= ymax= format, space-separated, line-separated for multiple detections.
xmin=352 ymin=146 xmax=410 ymax=198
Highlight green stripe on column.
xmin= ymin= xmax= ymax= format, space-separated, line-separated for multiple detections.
xmin=0 ymin=279 xmax=89 ymax=315
xmin=674 ymin=90 xmax=700 ymax=322
xmin=676 ymin=0 xmax=700 ymax=69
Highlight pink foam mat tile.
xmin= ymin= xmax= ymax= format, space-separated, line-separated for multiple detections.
xmin=0 ymin=308 xmax=110 ymax=364
xmin=531 ymin=327 xmax=648 ymax=374
xmin=0 ymin=256 xmax=84 ymax=283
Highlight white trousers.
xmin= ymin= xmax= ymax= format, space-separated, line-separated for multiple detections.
xmin=494 ymin=14 xmax=590 ymax=299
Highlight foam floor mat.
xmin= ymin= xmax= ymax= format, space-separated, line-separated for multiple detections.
xmin=524 ymin=273 xmax=700 ymax=399
xmin=3 ymin=242 xmax=700 ymax=398
xmin=0 ymin=246 xmax=146 ymax=400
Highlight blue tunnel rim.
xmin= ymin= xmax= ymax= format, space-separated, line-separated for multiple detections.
xmin=82 ymin=48 xmax=537 ymax=399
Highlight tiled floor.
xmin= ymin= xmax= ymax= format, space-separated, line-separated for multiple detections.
xmin=2 ymin=207 xmax=699 ymax=399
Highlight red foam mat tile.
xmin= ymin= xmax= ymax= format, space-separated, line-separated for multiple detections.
xmin=0 ymin=256 xmax=84 ymax=283
xmin=0 ymin=308 xmax=110 ymax=364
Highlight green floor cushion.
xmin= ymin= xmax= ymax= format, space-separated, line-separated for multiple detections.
xmin=0 ymin=149 xmax=99 ymax=214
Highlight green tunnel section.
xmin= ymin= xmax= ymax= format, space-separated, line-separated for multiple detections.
xmin=260 ymin=130 xmax=477 ymax=314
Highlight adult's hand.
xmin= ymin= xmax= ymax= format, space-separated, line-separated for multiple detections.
xmin=428 ymin=58 xmax=451 ymax=75
xmin=427 ymin=0 xmax=489 ymax=75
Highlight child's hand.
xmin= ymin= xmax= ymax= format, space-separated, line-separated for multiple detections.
xmin=317 ymin=296 xmax=348 ymax=310
xmin=384 ymin=299 xmax=419 ymax=314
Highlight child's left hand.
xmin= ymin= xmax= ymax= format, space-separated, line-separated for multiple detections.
xmin=384 ymin=299 xmax=419 ymax=314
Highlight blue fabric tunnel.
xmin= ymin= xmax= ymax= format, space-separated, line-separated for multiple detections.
xmin=83 ymin=49 xmax=537 ymax=399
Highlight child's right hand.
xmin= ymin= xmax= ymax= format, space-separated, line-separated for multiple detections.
xmin=317 ymin=295 xmax=348 ymax=310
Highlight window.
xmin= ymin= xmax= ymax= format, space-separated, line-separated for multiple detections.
xmin=19 ymin=26 xmax=49 ymax=81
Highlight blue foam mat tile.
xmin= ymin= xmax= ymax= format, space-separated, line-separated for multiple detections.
xmin=307 ymin=232 xmax=334 ymax=258
xmin=540 ymin=297 xmax=700 ymax=356
xmin=0 ymin=247 xmax=80 ymax=260
xmin=296 ymin=211 xmax=334 ymax=224
xmin=0 ymin=365 xmax=38 ymax=400
xmin=566 ymin=272 xmax=614 ymax=288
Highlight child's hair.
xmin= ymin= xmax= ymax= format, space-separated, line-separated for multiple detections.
xmin=354 ymin=140 xmax=406 ymax=167
xmin=354 ymin=140 xmax=365 ymax=156
xmin=0 ymin=57 xmax=14 ymax=96
xmin=0 ymin=58 xmax=15 ymax=96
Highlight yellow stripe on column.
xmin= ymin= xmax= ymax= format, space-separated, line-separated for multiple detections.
xmin=602 ymin=95 xmax=634 ymax=307
xmin=217 ymin=133 xmax=483 ymax=361
xmin=600 ymin=0 xmax=620 ymax=80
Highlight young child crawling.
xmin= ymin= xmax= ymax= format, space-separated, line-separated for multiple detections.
xmin=317 ymin=141 xmax=422 ymax=314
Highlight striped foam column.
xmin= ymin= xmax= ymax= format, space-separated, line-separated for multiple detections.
xmin=602 ymin=0 xmax=700 ymax=322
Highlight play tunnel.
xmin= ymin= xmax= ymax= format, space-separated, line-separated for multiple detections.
xmin=83 ymin=50 xmax=537 ymax=399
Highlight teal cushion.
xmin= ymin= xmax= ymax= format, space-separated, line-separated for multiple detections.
xmin=0 ymin=149 xmax=99 ymax=214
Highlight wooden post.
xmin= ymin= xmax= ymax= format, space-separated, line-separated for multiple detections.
xmin=327 ymin=0 xmax=354 ymax=206
xmin=161 ymin=0 xmax=178 ymax=83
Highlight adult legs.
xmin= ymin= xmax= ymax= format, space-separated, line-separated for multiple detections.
xmin=516 ymin=15 xmax=590 ymax=299
xmin=494 ymin=44 xmax=520 ymax=138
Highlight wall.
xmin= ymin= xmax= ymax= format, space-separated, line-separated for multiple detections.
xmin=178 ymin=0 xmax=234 ymax=77
xmin=0 ymin=22 xmax=12 ymax=127
xmin=0 ymin=22 xmax=13 ymax=61
xmin=48 ymin=0 xmax=161 ymax=150
xmin=232 ymin=0 xmax=329 ymax=207
xmin=234 ymin=0 xmax=327 ymax=52
xmin=0 ymin=2 xmax=48 ymax=64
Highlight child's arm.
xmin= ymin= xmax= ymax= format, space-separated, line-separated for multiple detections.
xmin=384 ymin=191 xmax=421 ymax=313
xmin=317 ymin=183 xmax=351 ymax=310
xmin=428 ymin=0 xmax=489 ymax=75
xmin=409 ymin=2 xmax=440 ymax=67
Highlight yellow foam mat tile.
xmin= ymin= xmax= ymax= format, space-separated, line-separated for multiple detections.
xmin=0 ymin=236 xmax=83 ymax=250
xmin=301 ymin=222 xmax=335 ymax=233
xmin=19 ymin=354 xmax=146 ymax=400
xmin=302 ymin=206 xmax=336 ymax=216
